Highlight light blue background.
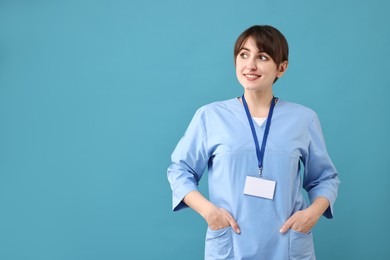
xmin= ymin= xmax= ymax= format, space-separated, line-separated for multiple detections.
xmin=0 ymin=0 xmax=389 ymax=259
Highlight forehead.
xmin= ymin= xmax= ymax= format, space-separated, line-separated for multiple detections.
xmin=240 ymin=37 xmax=261 ymax=52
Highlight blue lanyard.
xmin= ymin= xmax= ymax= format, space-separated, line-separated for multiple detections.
xmin=242 ymin=94 xmax=276 ymax=176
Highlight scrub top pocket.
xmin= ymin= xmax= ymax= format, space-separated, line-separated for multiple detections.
xmin=289 ymin=229 xmax=315 ymax=260
xmin=205 ymin=227 xmax=234 ymax=260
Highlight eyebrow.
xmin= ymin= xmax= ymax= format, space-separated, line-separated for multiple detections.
xmin=239 ymin=47 xmax=251 ymax=52
xmin=239 ymin=47 xmax=264 ymax=54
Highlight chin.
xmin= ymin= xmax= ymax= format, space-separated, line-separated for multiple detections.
xmin=242 ymin=85 xmax=262 ymax=91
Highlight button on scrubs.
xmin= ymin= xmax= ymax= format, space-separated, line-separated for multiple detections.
xmin=167 ymin=98 xmax=340 ymax=260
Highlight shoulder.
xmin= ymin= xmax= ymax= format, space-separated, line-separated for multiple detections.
xmin=188 ymin=98 xmax=241 ymax=130
xmin=195 ymin=98 xmax=239 ymax=116
xmin=278 ymin=100 xmax=317 ymax=119
xmin=276 ymin=100 xmax=319 ymax=131
xmin=199 ymin=98 xmax=238 ymax=111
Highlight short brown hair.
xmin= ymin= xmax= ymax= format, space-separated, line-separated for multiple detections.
xmin=234 ymin=25 xmax=289 ymax=66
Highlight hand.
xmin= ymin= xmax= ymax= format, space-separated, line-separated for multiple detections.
xmin=183 ymin=191 xmax=241 ymax=234
xmin=279 ymin=208 xmax=320 ymax=234
xmin=280 ymin=197 xmax=329 ymax=234
xmin=204 ymin=206 xmax=241 ymax=234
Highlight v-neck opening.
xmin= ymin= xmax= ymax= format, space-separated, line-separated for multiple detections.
xmin=234 ymin=96 xmax=281 ymax=129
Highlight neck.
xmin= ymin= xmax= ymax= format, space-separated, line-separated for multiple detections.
xmin=242 ymin=89 xmax=274 ymax=117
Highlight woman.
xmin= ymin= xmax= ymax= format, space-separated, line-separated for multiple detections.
xmin=167 ymin=25 xmax=339 ymax=260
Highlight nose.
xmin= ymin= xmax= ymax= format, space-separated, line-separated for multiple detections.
xmin=247 ymin=58 xmax=257 ymax=71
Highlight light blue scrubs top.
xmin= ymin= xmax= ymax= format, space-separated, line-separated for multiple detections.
xmin=168 ymin=98 xmax=340 ymax=260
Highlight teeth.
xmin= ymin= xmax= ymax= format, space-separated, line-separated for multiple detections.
xmin=246 ymin=75 xmax=259 ymax=79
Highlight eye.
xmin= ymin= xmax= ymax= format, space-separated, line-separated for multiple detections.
xmin=239 ymin=52 xmax=249 ymax=59
xmin=258 ymin=55 xmax=268 ymax=61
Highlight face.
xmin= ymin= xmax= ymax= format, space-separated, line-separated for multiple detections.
xmin=235 ymin=37 xmax=287 ymax=92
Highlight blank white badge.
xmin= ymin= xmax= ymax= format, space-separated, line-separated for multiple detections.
xmin=244 ymin=176 xmax=276 ymax=200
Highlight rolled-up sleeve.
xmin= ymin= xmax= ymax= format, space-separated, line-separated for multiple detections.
xmin=167 ymin=108 xmax=209 ymax=211
xmin=302 ymin=113 xmax=340 ymax=219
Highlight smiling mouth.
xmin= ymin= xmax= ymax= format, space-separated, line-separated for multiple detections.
xmin=244 ymin=74 xmax=261 ymax=80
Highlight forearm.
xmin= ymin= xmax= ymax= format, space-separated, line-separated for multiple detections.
xmin=307 ymin=196 xmax=330 ymax=218
xmin=183 ymin=190 xmax=215 ymax=219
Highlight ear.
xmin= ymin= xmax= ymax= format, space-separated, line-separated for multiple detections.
xmin=276 ymin=61 xmax=288 ymax=78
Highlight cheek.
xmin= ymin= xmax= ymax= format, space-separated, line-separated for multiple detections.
xmin=234 ymin=63 xmax=239 ymax=73
xmin=235 ymin=62 xmax=245 ymax=73
xmin=235 ymin=67 xmax=244 ymax=83
xmin=235 ymin=69 xmax=240 ymax=80
xmin=235 ymin=66 xmax=243 ymax=78
xmin=235 ymin=57 xmax=245 ymax=69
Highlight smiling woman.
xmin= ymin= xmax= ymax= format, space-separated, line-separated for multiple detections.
xmin=235 ymin=36 xmax=287 ymax=106
xmin=167 ymin=25 xmax=340 ymax=260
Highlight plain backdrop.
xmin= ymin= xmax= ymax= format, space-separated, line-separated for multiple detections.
xmin=0 ymin=0 xmax=389 ymax=259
